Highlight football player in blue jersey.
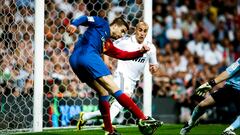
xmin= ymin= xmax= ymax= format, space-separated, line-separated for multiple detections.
xmin=67 ymin=16 xmax=161 ymax=135
xmin=180 ymin=58 xmax=240 ymax=135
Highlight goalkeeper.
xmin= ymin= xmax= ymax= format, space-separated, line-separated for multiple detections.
xmin=180 ymin=58 xmax=240 ymax=135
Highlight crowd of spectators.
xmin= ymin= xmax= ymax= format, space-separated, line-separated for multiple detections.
xmin=151 ymin=0 xmax=240 ymax=123
xmin=0 ymin=0 xmax=239 ymax=124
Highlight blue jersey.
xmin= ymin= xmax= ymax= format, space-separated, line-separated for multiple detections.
xmin=69 ymin=16 xmax=111 ymax=82
xmin=226 ymin=58 xmax=240 ymax=90
xmin=72 ymin=16 xmax=111 ymax=54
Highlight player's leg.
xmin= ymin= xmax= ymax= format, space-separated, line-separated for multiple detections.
xmin=97 ymin=75 xmax=147 ymax=120
xmin=80 ymin=110 xmax=101 ymax=121
xmin=109 ymin=73 xmax=134 ymax=122
xmin=80 ymin=72 xmax=127 ymax=124
xmin=180 ymin=85 xmax=234 ymax=135
xmin=221 ymin=86 xmax=240 ymax=135
xmin=70 ymin=50 xmax=120 ymax=134
xmin=78 ymin=97 xmax=120 ymax=123
xmin=86 ymin=79 xmax=118 ymax=134
xmin=97 ymin=75 xmax=162 ymax=135
xmin=222 ymin=115 xmax=240 ymax=135
xmin=109 ymin=100 xmax=124 ymax=122
xmin=79 ymin=99 xmax=121 ymax=125
xmin=180 ymin=95 xmax=215 ymax=135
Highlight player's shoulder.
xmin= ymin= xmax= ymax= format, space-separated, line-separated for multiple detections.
xmin=145 ymin=41 xmax=156 ymax=49
xmin=114 ymin=35 xmax=131 ymax=44
xmin=90 ymin=16 xmax=108 ymax=25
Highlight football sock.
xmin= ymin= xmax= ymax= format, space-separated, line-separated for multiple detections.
xmin=113 ymin=90 xmax=146 ymax=120
xmin=110 ymin=100 xmax=124 ymax=122
xmin=99 ymin=95 xmax=113 ymax=133
xmin=189 ymin=105 xmax=206 ymax=126
xmin=82 ymin=111 xmax=101 ymax=121
xmin=229 ymin=116 xmax=240 ymax=130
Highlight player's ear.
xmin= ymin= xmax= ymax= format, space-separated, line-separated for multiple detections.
xmin=112 ymin=24 xmax=117 ymax=28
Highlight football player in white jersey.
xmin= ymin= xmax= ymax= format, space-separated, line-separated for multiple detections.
xmin=76 ymin=22 xmax=161 ymax=130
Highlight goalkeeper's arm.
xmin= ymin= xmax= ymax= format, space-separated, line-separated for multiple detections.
xmin=209 ymin=58 xmax=240 ymax=87
xmin=196 ymin=58 xmax=240 ymax=96
xmin=196 ymin=71 xmax=230 ymax=96
xmin=210 ymin=71 xmax=229 ymax=87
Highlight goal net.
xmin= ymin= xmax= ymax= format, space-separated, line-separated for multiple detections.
xmin=0 ymin=0 xmax=152 ymax=133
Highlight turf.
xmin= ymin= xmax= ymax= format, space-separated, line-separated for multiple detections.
xmin=13 ymin=124 xmax=240 ymax=135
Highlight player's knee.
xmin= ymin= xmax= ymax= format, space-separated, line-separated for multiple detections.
xmin=96 ymin=89 xmax=109 ymax=96
xmin=125 ymin=92 xmax=133 ymax=97
xmin=199 ymin=96 xmax=215 ymax=108
xmin=198 ymin=101 xmax=207 ymax=108
xmin=198 ymin=101 xmax=210 ymax=109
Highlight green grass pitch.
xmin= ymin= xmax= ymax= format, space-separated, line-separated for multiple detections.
xmin=15 ymin=124 xmax=240 ymax=135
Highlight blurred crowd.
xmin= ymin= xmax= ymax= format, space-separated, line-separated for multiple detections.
xmin=151 ymin=0 xmax=240 ymax=122
xmin=0 ymin=0 xmax=240 ymax=123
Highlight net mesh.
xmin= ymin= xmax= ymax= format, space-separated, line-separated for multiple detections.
xmin=0 ymin=0 xmax=145 ymax=132
xmin=0 ymin=0 xmax=34 ymax=131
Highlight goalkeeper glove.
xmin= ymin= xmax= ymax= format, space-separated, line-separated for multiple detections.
xmin=196 ymin=79 xmax=216 ymax=96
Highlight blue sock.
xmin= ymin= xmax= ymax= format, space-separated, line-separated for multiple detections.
xmin=113 ymin=90 xmax=123 ymax=98
xmin=99 ymin=95 xmax=110 ymax=101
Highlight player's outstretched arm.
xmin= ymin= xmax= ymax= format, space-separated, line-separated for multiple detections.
xmin=196 ymin=58 xmax=240 ymax=96
xmin=67 ymin=16 xmax=104 ymax=35
xmin=67 ymin=25 xmax=77 ymax=35
xmin=104 ymin=39 xmax=149 ymax=60
xmin=196 ymin=71 xmax=230 ymax=96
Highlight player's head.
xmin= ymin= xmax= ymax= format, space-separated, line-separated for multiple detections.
xmin=110 ymin=17 xmax=129 ymax=39
xmin=135 ymin=22 xmax=148 ymax=43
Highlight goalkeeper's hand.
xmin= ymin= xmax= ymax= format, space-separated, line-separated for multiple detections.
xmin=195 ymin=82 xmax=212 ymax=97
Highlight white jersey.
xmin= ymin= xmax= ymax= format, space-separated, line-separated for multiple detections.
xmin=113 ymin=35 xmax=158 ymax=95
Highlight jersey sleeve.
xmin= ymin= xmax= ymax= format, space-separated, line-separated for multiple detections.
xmin=226 ymin=58 xmax=240 ymax=77
xmin=71 ymin=16 xmax=105 ymax=27
xmin=103 ymin=39 xmax=143 ymax=60
xmin=114 ymin=36 xmax=130 ymax=49
xmin=149 ymin=43 xmax=158 ymax=65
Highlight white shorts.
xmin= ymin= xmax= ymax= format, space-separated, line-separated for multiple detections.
xmin=113 ymin=71 xmax=137 ymax=96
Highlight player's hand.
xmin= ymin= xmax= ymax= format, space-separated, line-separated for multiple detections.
xmin=195 ymin=82 xmax=212 ymax=96
xmin=140 ymin=45 xmax=150 ymax=53
xmin=67 ymin=25 xmax=77 ymax=35
xmin=149 ymin=64 xmax=158 ymax=74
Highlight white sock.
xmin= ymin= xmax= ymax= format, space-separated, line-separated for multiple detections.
xmin=225 ymin=126 xmax=234 ymax=131
xmin=83 ymin=110 xmax=101 ymax=121
xmin=110 ymin=101 xmax=124 ymax=122
xmin=82 ymin=101 xmax=124 ymax=122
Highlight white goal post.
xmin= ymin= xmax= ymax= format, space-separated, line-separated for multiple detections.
xmin=33 ymin=0 xmax=44 ymax=132
xmin=143 ymin=0 xmax=153 ymax=117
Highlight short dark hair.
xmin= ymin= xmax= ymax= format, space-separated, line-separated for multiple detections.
xmin=110 ymin=17 xmax=129 ymax=30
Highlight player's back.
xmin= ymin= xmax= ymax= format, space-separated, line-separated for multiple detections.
xmin=74 ymin=16 xmax=111 ymax=55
